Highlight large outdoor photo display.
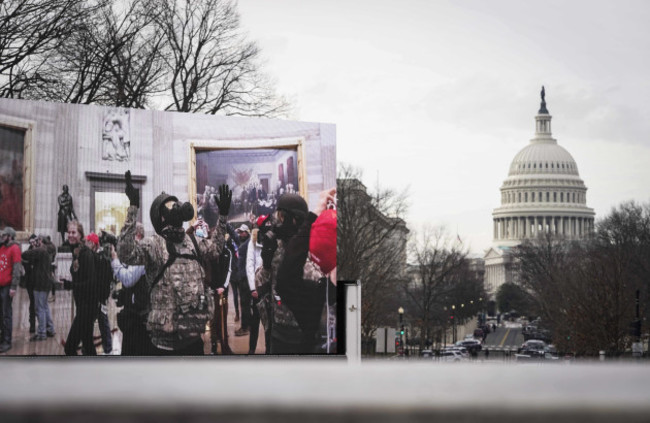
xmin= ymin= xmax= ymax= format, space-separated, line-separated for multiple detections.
xmin=0 ymin=97 xmax=337 ymax=357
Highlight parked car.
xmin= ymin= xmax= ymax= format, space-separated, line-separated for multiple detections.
xmin=439 ymin=350 xmax=467 ymax=362
xmin=444 ymin=346 xmax=469 ymax=358
xmin=457 ymin=339 xmax=482 ymax=353
xmin=518 ymin=339 xmax=546 ymax=355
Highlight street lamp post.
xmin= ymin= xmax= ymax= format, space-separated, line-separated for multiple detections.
xmin=443 ymin=306 xmax=448 ymax=348
xmin=398 ymin=307 xmax=404 ymax=356
xmin=452 ymin=305 xmax=456 ymax=344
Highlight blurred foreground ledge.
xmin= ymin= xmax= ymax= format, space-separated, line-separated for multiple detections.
xmin=2 ymin=360 xmax=650 ymax=422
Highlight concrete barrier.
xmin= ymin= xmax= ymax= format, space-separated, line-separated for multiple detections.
xmin=2 ymin=360 xmax=650 ymax=421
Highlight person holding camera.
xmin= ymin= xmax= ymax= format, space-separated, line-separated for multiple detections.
xmin=276 ymin=189 xmax=336 ymax=353
xmin=255 ymin=189 xmax=335 ymax=354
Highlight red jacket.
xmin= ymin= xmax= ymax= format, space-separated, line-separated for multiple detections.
xmin=0 ymin=242 xmax=22 ymax=287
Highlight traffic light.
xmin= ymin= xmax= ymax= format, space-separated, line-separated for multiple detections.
xmin=395 ymin=338 xmax=400 ymax=348
xmin=400 ymin=325 xmax=405 ymax=335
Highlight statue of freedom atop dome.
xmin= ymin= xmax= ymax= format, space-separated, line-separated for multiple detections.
xmin=539 ymin=86 xmax=548 ymax=114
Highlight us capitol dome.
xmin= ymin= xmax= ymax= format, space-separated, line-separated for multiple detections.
xmin=484 ymin=87 xmax=595 ymax=295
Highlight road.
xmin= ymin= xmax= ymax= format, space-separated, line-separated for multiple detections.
xmin=482 ymin=322 xmax=524 ymax=354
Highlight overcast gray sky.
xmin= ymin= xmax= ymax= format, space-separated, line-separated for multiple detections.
xmin=238 ymin=0 xmax=650 ymax=255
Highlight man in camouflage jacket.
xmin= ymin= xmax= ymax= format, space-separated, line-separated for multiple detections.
xmin=117 ymin=171 xmax=230 ymax=355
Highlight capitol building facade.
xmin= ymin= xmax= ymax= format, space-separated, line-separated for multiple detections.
xmin=484 ymin=89 xmax=595 ymax=297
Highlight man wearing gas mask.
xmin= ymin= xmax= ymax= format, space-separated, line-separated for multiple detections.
xmin=255 ymin=191 xmax=335 ymax=354
xmin=255 ymin=195 xmax=301 ymax=354
xmin=117 ymin=171 xmax=231 ymax=355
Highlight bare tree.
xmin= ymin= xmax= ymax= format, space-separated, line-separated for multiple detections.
xmin=153 ymin=0 xmax=289 ymax=116
xmin=337 ymin=164 xmax=409 ymax=352
xmin=17 ymin=0 xmax=167 ymax=108
xmin=513 ymin=202 xmax=650 ymax=356
xmin=0 ymin=0 xmax=98 ymax=98
xmin=2 ymin=0 xmax=290 ymax=117
xmin=495 ymin=282 xmax=536 ymax=317
xmin=406 ymin=226 xmax=485 ymax=349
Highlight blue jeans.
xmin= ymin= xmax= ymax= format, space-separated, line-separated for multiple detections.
xmin=0 ymin=285 xmax=12 ymax=344
xmin=34 ymin=290 xmax=54 ymax=337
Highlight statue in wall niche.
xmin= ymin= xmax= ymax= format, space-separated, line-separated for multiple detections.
xmin=57 ymin=184 xmax=77 ymax=247
xmin=102 ymin=109 xmax=130 ymax=161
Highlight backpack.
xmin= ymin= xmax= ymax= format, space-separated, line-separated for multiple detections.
xmin=94 ymin=250 xmax=114 ymax=302
xmin=148 ymin=234 xmax=214 ymax=345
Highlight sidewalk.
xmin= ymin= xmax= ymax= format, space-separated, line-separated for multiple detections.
xmin=0 ymin=284 xmax=265 ymax=356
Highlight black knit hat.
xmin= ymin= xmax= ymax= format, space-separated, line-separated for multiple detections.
xmin=276 ymin=193 xmax=308 ymax=221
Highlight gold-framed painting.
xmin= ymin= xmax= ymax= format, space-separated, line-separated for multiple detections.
xmin=188 ymin=137 xmax=307 ymax=227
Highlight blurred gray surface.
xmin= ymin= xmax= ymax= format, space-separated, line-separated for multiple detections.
xmin=2 ymin=360 xmax=650 ymax=421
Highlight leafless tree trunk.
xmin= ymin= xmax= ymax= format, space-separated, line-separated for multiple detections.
xmin=337 ymin=164 xmax=409 ymax=351
xmin=406 ymin=226 xmax=485 ymax=349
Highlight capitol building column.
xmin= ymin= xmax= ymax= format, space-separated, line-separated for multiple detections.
xmin=551 ymin=216 xmax=556 ymax=235
xmin=578 ymin=217 xmax=582 ymax=237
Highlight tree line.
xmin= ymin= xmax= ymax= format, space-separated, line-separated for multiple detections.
xmin=500 ymin=201 xmax=650 ymax=356
xmin=337 ymin=164 xmax=485 ymax=353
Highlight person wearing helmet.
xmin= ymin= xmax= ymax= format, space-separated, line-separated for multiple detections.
xmin=117 ymin=171 xmax=230 ymax=355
